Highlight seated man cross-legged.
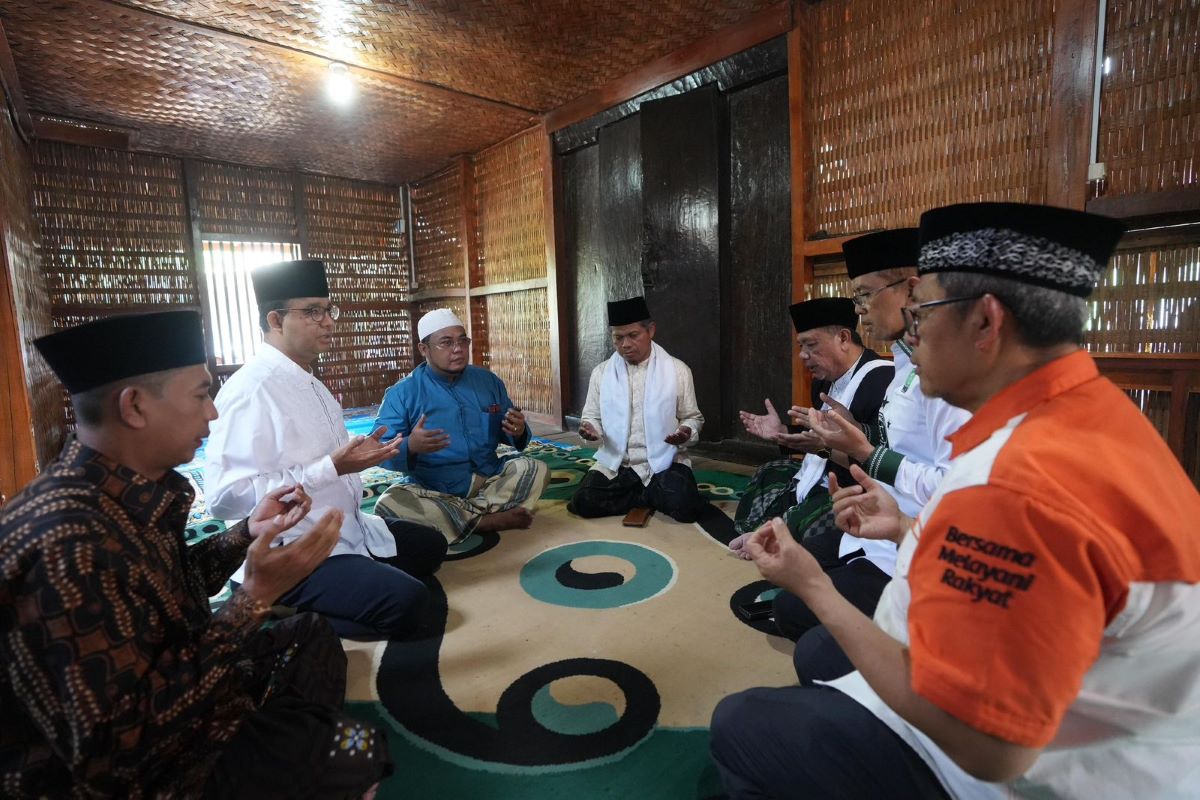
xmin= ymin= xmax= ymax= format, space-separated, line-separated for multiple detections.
xmin=373 ymin=307 xmax=549 ymax=543
xmin=568 ymin=296 xmax=707 ymax=523
xmin=205 ymin=259 xmax=447 ymax=640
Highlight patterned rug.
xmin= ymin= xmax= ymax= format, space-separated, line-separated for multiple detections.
xmin=184 ymin=428 xmax=797 ymax=798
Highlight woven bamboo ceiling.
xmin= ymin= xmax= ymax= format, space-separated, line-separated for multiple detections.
xmin=0 ymin=0 xmax=781 ymax=184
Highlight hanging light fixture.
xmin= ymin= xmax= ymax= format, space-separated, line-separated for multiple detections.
xmin=326 ymin=62 xmax=355 ymax=107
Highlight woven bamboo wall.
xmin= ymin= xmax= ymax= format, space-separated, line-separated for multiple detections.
xmin=1099 ymin=0 xmax=1200 ymax=196
xmin=805 ymin=0 xmax=1054 ymax=237
xmin=411 ymin=164 xmax=467 ymax=290
xmin=305 ymin=174 xmax=412 ymax=408
xmin=473 ymin=290 xmax=555 ymax=416
xmin=473 ymin=130 xmax=547 ymax=285
xmin=0 ymin=104 xmax=57 ymax=492
xmin=1087 ymin=243 xmax=1200 ymax=353
xmin=468 ymin=129 xmax=554 ymax=416
xmin=33 ymin=142 xmax=196 ymax=309
xmin=196 ymin=161 xmax=297 ymax=239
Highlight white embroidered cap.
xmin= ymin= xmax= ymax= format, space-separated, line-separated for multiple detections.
xmin=417 ymin=308 xmax=466 ymax=340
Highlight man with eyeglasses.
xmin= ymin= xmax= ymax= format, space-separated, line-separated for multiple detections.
xmin=205 ymin=259 xmax=448 ymax=641
xmin=767 ymin=229 xmax=971 ymax=658
xmin=373 ymin=308 xmax=549 ymax=543
xmin=712 ymin=203 xmax=1200 ymax=799
xmin=729 ymin=297 xmax=892 ymax=557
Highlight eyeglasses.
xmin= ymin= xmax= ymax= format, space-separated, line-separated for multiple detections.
xmin=276 ymin=304 xmax=339 ymax=323
xmin=428 ymin=336 xmax=472 ymax=351
xmin=900 ymin=295 xmax=983 ymax=338
xmin=851 ymin=277 xmax=909 ymax=309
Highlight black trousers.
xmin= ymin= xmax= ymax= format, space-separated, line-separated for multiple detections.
xmin=203 ymin=613 xmax=394 ymax=799
xmin=793 ymin=624 xmax=855 ymax=685
xmin=711 ymin=684 xmax=950 ymax=800
xmin=278 ymin=518 xmax=448 ymax=640
xmin=771 ymin=557 xmax=891 ymax=641
xmin=567 ymin=463 xmax=705 ymax=523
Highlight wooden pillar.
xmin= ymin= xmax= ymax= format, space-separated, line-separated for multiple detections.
xmin=181 ymin=159 xmax=221 ymax=388
xmin=0 ymin=235 xmax=38 ymax=503
xmin=1046 ymin=0 xmax=1100 ymax=210
xmin=541 ymin=121 xmax=567 ymax=427
xmin=787 ymin=23 xmax=815 ymax=407
xmin=459 ymin=155 xmax=479 ymax=359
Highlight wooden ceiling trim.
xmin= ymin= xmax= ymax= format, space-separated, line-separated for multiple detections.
xmin=0 ymin=20 xmax=33 ymax=140
xmin=82 ymin=0 xmax=539 ymax=117
xmin=32 ymin=115 xmax=133 ymax=150
xmin=544 ymin=0 xmax=793 ymax=133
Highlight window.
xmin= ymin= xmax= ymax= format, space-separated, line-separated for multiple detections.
xmin=202 ymin=240 xmax=301 ymax=366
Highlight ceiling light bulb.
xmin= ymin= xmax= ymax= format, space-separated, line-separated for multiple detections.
xmin=326 ymin=62 xmax=355 ymax=107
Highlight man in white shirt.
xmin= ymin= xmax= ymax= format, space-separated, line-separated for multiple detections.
xmin=205 ymin=259 xmax=448 ymax=640
xmin=568 ymin=296 xmax=706 ymax=523
xmin=772 ymin=229 xmax=969 ymax=655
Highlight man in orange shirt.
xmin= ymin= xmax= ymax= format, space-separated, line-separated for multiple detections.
xmin=711 ymin=203 xmax=1200 ymax=798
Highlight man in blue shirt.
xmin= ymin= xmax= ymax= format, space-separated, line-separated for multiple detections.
xmin=374 ymin=308 xmax=549 ymax=542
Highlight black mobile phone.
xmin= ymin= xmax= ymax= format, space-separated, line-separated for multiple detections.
xmin=736 ymin=599 xmax=775 ymax=621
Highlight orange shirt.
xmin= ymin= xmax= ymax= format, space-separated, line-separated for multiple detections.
xmin=902 ymin=350 xmax=1200 ymax=748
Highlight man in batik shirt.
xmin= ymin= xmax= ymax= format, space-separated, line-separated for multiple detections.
xmin=0 ymin=311 xmax=392 ymax=798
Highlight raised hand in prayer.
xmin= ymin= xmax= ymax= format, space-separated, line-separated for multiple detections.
xmin=744 ymin=516 xmax=830 ymax=599
xmin=664 ymin=425 xmax=692 ymax=446
xmin=247 ymin=484 xmax=313 ymax=540
xmin=407 ymin=414 xmax=452 ymax=454
xmin=787 ymin=405 xmax=814 ymax=429
xmin=578 ymin=420 xmax=601 ymax=441
xmin=809 ymin=407 xmax=871 ymax=460
xmin=242 ymin=508 xmax=343 ymax=605
xmin=772 ymin=429 xmax=824 ymax=453
xmin=816 ymin=392 xmax=855 ymax=421
xmin=502 ymin=406 xmax=527 ymax=438
xmin=739 ymin=399 xmax=786 ymax=441
xmin=332 ymin=425 xmax=402 ymax=474
xmin=829 ymin=467 xmax=910 ymax=544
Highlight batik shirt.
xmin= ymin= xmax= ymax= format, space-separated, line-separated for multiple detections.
xmin=0 ymin=438 xmax=270 ymax=798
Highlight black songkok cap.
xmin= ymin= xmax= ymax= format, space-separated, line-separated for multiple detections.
xmin=789 ymin=297 xmax=858 ymax=334
xmin=35 ymin=310 xmax=207 ymax=393
xmin=918 ymin=203 xmax=1125 ymax=297
xmin=251 ymin=259 xmax=330 ymax=306
xmin=843 ymin=228 xmax=920 ymax=279
xmin=608 ymin=296 xmax=652 ymax=326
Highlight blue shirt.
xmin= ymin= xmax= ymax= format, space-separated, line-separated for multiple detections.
xmin=374 ymin=363 xmax=530 ymax=496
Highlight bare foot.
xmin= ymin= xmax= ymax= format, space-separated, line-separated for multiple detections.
xmin=474 ymin=506 xmax=534 ymax=532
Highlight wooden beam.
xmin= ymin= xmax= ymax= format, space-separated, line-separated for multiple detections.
xmin=540 ymin=120 xmax=566 ymax=428
xmin=1046 ymin=0 xmax=1099 ymax=210
xmin=544 ymin=1 xmax=793 ymax=132
xmin=32 ymin=115 xmax=132 ymax=150
xmin=0 ymin=19 xmax=34 ymax=141
xmin=83 ymin=0 xmax=537 ymax=117
xmin=787 ymin=23 xmax=814 ymax=408
xmin=181 ymin=159 xmax=221 ymax=393
xmin=802 ymin=235 xmax=854 ymax=258
xmin=469 ymin=277 xmax=549 ymax=297
xmin=459 ymin=156 xmax=479 ymax=361
xmin=1087 ymin=186 xmax=1200 ymax=220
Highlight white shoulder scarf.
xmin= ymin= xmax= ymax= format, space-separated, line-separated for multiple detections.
xmin=597 ymin=341 xmax=678 ymax=474
xmin=793 ymin=357 xmax=893 ymax=502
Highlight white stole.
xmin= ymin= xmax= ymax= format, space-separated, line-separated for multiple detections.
xmin=793 ymin=358 xmax=893 ymax=502
xmin=597 ymin=341 xmax=678 ymax=474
